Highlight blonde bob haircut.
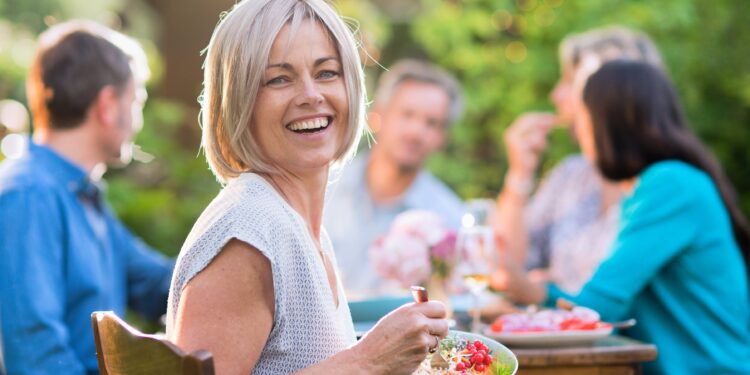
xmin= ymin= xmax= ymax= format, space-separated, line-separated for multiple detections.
xmin=201 ymin=0 xmax=366 ymax=183
xmin=559 ymin=26 xmax=664 ymax=72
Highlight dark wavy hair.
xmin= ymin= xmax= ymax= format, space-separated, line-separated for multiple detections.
xmin=583 ymin=60 xmax=750 ymax=272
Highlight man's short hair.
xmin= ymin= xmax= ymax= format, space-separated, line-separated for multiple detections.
xmin=373 ymin=59 xmax=464 ymax=127
xmin=26 ymin=20 xmax=149 ymax=131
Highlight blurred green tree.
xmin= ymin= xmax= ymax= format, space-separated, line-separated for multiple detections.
xmin=2 ymin=0 xmax=749 ymax=254
xmin=0 ymin=0 xmax=219 ymax=257
xmin=388 ymin=0 xmax=750 ymax=216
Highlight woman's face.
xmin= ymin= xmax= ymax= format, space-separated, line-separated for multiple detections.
xmin=550 ymin=65 xmax=576 ymax=125
xmin=575 ymin=101 xmax=597 ymax=163
xmin=251 ymin=19 xmax=349 ymax=175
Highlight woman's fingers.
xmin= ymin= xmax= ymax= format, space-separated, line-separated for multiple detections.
xmin=396 ymin=302 xmax=450 ymax=338
xmin=505 ymin=112 xmax=558 ymax=174
xmin=353 ymin=301 xmax=455 ymax=375
xmin=410 ymin=300 xmax=447 ymax=319
xmin=512 ymin=113 xmax=557 ymax=137
xmin=425 ymin=318 xmax=450 ymax=338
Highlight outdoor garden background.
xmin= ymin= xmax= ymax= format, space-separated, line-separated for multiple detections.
xmin=1 ymin=0 xmax=748 ymax=261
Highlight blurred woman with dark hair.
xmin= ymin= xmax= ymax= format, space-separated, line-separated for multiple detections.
xmin=494 ymin=26 xmax=666 ymax=294
xmin=495 ymin=60 xmax=750 ymax=374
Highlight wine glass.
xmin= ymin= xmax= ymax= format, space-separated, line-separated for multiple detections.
xmin=454 ymin=223 xmax=499 ymax=333
xmin=462 ymin=198 xmax=496 ymax=227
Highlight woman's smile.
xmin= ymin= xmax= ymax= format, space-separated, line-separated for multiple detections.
xmin=251 ymin=19 xmax=349 ymax=174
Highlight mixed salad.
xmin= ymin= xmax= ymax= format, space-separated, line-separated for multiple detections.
xmin=489 ymin=306 xmax=610 ymax=333
xmin=414 ymin=335 xmax=515 ymax=375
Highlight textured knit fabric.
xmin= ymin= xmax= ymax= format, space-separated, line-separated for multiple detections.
xmin=0 ymin=141 xmax=173 ymax=375
xmin=526 ymin=155 xmax=620 ymax=293
xmin=324 ymin=152 xmax=465 ymax=298
xmin=548 ymin=160 xmax=750 ymax=374
xmin=167 ymin=173 xmax=356 ymax=374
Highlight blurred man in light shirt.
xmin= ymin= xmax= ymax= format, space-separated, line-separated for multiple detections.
xmin=324 ymin=59 xmax=465 ymax=298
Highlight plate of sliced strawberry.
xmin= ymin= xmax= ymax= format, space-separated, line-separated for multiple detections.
xmin=484 ymin=307 xmax=613 ymax=347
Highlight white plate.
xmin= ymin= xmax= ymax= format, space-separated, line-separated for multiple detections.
xmin=483 ymin=326 xmax=613 ymax=347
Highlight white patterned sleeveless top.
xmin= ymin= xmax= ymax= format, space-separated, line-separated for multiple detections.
xmin=166 ymin=173 xmax=356 ymax=374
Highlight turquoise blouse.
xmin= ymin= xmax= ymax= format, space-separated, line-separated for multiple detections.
xmin=547 ymin=160 xmax=750 ymax=374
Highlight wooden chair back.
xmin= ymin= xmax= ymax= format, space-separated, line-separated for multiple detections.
xmin=91 ymin=311 xmax=214 ymax=375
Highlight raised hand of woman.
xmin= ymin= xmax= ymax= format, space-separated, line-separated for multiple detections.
xmin=503 ymin=112 xmax=557 ymax=181
xmin=353 ymin=301 xmax=449 ymax=375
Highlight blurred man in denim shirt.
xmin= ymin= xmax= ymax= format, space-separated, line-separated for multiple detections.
xmin=324 ymin=60 xmax=465 ymax=298
xmin=0 ymin=20 xmax=173 ymax=374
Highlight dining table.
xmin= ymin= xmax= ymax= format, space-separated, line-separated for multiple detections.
xmin=348 ymin=293 xmax=657 ymax=374
xmin=510 ymin=335 xmax=657 ymax=375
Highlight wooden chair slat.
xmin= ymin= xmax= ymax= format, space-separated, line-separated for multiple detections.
xmin=91 ymin=311 xmax=214 ymax=375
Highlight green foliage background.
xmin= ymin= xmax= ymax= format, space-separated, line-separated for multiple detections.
xmin=0 ymin=0 xmax=218 ymax=259
xmin=407 ymin=0 xmax=750 ymax=210
xmin=1 ymin=0 xmax=749 ymax=258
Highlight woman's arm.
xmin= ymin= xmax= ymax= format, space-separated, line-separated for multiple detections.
xmin=495 ymin=166 xmax=701 ymax=317
xmin=172 ymin=239 xmax=274 ymax=375
xmin=493 ymin=113 xmax=556 ymax=265
xmin=172 ymin=239 xmax=450 ymax=375
xmin=549 ymin=168 xmax=699 ymax=321
xmin=548 ymin=176 xmax=702 ymax=320
xmin=494 ymin=173 xmax=533 ymax=264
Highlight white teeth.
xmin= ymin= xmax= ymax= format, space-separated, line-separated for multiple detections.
xmin=288 ymin=117 xmax=329 ymax=131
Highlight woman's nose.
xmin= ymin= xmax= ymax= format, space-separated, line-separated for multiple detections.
xmin=295 ymin=76 xmax=324 ymax=106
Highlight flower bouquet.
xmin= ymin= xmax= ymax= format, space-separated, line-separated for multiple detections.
xmin=369 ymin=210 xmax=457 ymax=288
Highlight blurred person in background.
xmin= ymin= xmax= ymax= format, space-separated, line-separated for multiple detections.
xmin=0 ymin=20 xmax=174 ymax=374
xmin=493 ymin=26 xmax=665 ymax=294
xmin=494 ymin=60 xmax=750 ymax=374
xmin=324 ymin=59 xmax=465 ymax=298
xmin=167 ymin=1 xmax=448 ymax=374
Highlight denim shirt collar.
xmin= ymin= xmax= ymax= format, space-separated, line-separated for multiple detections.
xmin=29 ymin=141 xmax=101 ymax=199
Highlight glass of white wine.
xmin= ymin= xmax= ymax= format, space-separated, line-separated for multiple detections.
xmin=454 ymin=222 xmax=498 ymax=333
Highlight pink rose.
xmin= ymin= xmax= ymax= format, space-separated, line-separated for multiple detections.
xmin=369 ymin=210 xmax=457 ymax=287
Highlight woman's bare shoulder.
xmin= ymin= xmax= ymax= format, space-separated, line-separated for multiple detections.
xmin=173 ymin=239 xmax=275 ymax=374
xmin=190 ymin=239 xmax=272 ymax=290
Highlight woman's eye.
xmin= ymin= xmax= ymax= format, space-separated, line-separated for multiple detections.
xmin=318 ymin=70 xmax=340 ymax=79
xmin=266 ymin=76 xmax=289 ymax=85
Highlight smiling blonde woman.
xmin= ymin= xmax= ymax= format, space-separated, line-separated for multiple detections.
xmin=166 ymin=1 xmax=449 ymax=374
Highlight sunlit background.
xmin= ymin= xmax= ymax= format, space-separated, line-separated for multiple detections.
xmin=1 ymin=0 xmax=749 ymax=257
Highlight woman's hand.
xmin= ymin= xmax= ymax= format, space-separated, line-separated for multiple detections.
xmin=491 ymin=256 xmax=547 ymax=305
xmin=503 ymin=112 xmax=557 ymax=183
xmin=352 ymin=301 xmax=449 ymax=375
